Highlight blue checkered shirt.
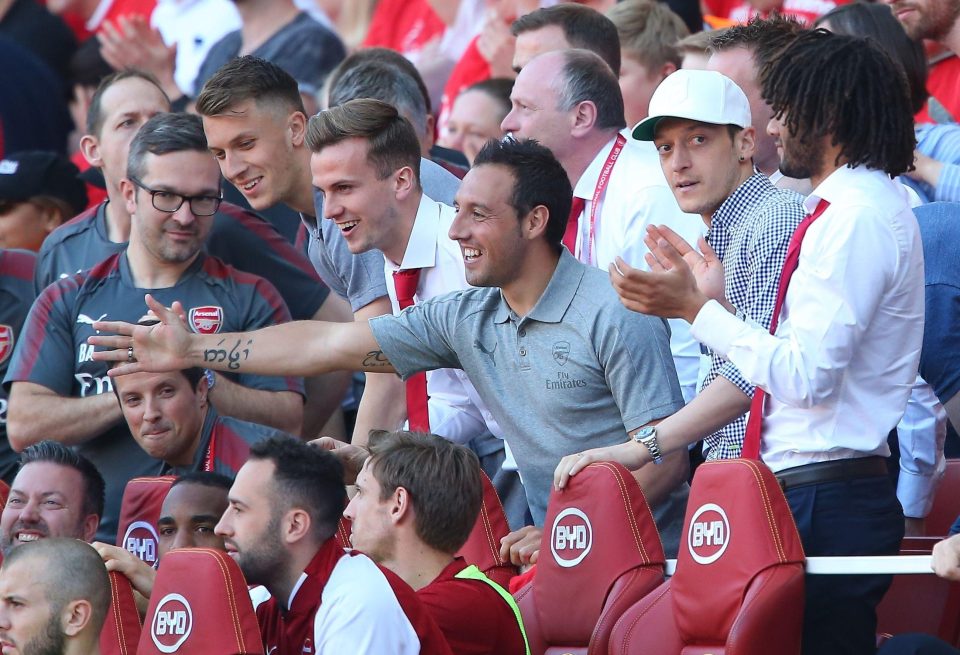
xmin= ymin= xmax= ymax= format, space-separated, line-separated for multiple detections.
xmin=700 ymin=172 xmax=806 ymax=459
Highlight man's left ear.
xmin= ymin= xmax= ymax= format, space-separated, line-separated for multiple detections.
xmin=389 ymin=486 xmax=412 ymax=525
xmin=570 ymin=100 xmax=599 ymax=138
xmin=289 ymin=111 xmax=307 ymax=147
xmin=525 ymin=205 xmax=550 ymax=240
xmin=81 ymin=514 xmax=99 ymax=543
xmin=61 ymin=599 xmax=93 ymax=637
xmin=736 ymin=126 xmax=757 ymax=163
xmin=394 ymin=166 xmax=417 ymax=199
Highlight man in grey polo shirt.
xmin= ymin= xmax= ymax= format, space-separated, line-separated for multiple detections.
xmin=90 ymin=138 xmax=690 ymax=557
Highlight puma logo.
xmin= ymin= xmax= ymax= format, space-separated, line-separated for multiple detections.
xmin=76 ymin=313 xmax=107 ymax=326
xmin=474 ymin=339 xmax=497 ymax=366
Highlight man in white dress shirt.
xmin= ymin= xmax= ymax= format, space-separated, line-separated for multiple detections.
xmin=501 ymin=47 xmax=704 ymax=405
xmin=559 ymin=31 xmax=924 ymax=655
xmin=306 ymin=98 xmax=528 ymax=529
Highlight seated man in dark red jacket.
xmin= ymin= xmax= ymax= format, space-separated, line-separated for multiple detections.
xmin=345 ymin=430 xmax=528 ymax=655
xmin=113 ymin=365 xmax=288 ymax=476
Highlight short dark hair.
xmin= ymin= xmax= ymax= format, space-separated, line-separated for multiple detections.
xmin=86 ymin=70 xmax=169 ymax=137
xmin=815 ymin=2 xmax=928 ymax=115
xmin=171 ymin=471 xmax=234 ymax=491
xmin=326 ymin=47 xmax=432 ymax=117
xmin=19 ymin=441 xmax=105 ymax=519
xmin=248 ymin=436 xmax=346 ymax=543
xmin=3 ymin=539 xmax=110 ymax=634
xmin=472 ymin=138 xmax=572 ymax=248
xmin=607 ymin=0 xmax=688 ymax=71
xmin=462 ymin=78 xmax=514 ymax=118
xmin=195 ymin=55 xmax=306 ymax=117
xmin=306 ymin=99 xmax=422 ymax=185
xmin=126 ymin=112 xmax=210 ymax=181
xmin=556 ymin=49 xmax=627 ymax=131
xmin=366 ymin=431 xmax=482 ymax=554
xmin=760 ymin=29 xmax=915 ymax=177
xmin=110 ymin=364 xmax=205 ymax=395
xmin=708 ymin=14 xmax=806 ymax=72
xmin=327 ymin=60 xmax=430 ymax=136
xmin=512 ymin=4 xmax=622 ymax=75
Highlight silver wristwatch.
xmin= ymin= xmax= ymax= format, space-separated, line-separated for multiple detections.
xmin=633 ymin=426 xmax=663 ymax=465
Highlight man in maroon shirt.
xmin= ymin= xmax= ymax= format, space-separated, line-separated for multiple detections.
xmin=345 ymin=430 xmax=528 ymax=655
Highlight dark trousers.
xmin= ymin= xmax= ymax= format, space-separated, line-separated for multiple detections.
xmin=878 ymin=634 xmax=960 ymax=655
xmin=786 ymin=475 xmax=905 ymax=655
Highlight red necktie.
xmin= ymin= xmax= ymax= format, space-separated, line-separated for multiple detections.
xmin=562 ymin=197 xmax=585 ymax=254
xmin=741 ymin=199 xmax=831 ymax=459
xmin=392 ymin=268 xmax=430 ymax=432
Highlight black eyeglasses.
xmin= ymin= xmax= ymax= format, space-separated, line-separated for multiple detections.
xmin=129 ymin=176 xmax=222 ymax=216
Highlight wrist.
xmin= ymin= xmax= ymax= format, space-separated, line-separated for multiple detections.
xmin=683 ymin=293 xmax=710 ymax=325
xmin=632 ymin=426 xmax=663 ymax=465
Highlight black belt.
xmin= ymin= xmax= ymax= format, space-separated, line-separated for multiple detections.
xmin=775 ymin=456 xmax=888 ymax=491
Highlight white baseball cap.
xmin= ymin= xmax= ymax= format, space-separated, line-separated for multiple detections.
xmin=632 ymin=69 xmax=752 ymax=141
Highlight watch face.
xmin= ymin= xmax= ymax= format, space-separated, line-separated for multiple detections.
xmin=638 ymin=426 xmax=655 ymax=439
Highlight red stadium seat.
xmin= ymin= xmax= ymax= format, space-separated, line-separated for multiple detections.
xmin=0 ymin=480 xmax=8 ymax=508
xmin=925 ymin=459 xmax=960 ymax=537
xmin=116 ymin=476 xmax=176 ymax=567
xmin=514 ymin=461 xmax=665 ymax=655
xmin=610 ymin=459 xmax=806 ymax=655
xmin=138 ymin=548 xmax=263 ymax=655
xmin=100 ymin=571 xmax=142 ymax=655
xmin=877 ymin=537 xmax=960 ymax=647
xmin=456 ymin=471 xmax=518 ymax=589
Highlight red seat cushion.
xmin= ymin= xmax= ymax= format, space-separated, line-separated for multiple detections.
xmin=515 ymin=461 xmax=665 ymax=654
xmin=456 ymin=471 xmax=517 ymax=589
xmin=116 ymin=476 xmax=176 ymax=568
xmin=100 ymin=571 xmax=142 ymax=655
xmin=138 ymin=548 xmax=263 ymax=655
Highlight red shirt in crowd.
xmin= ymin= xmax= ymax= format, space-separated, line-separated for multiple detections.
xmin=418 ymin=558 xmax=527 ymax=655
xmin=437 ymin=36 xmax=491 ymax=135
xmin=706 ymin=0 xmax=850 ymax=25
xmin=916 ymin=53 xmax=960 ymax=124
xmin=362 ymin=0 xmax=445 ymax=55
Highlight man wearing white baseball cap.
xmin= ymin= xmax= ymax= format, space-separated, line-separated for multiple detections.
xmin=556 ymin=69 xmax=805 ymax=475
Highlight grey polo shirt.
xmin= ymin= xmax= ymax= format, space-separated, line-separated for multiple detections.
xmin=370 ymin=250 xmax=687 ymax=540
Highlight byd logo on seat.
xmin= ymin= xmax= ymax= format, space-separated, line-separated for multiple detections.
xmin=151 ymin=593 xmax=193 ymax=653
xmin=550 ymin=507 xmax=593 ymax=568
xmin=687 ymin=503 xmax=731 ymax=565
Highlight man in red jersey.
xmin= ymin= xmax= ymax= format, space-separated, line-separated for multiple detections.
xmin=345 ymin=430 xmax=528 ymax=655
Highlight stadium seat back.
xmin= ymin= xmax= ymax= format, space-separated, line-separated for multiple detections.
xmin=516 ymin=462 xmax=665 ymax=655
xmin=138 ymin=548 xmax=263 ymax=655
xmin=116 ymin=476 xmax=176 ymax=567
xmin=611 ymin=459 xmax=806 ymax=655
xmin=877 ymin=538 xmax=960 ymax=647
xmin=99 ymin=571 xmax=142 ymax=655
xmin=456 ymin=470 xmax=517 ymax=589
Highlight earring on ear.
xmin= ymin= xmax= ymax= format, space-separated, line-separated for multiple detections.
xmin=738 ymin=155 xmax=745 ymax=162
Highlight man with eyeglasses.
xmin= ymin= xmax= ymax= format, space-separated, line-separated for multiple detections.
xmin=3 ymin=112 xmax=303 ymax=542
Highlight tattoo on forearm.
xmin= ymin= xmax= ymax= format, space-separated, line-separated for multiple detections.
xmin=362 ymin=350 xmax=390 ymax=368
xmin=203 ymin=338 xmax=253 ymax=370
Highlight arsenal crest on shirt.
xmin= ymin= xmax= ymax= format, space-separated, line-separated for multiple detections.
xmin=0 ymin=325 xmax=13 ymax=364
xmin=189 ymin=307 xmax=223 ymax=334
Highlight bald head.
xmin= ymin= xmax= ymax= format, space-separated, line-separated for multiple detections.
xmin=1 ymin=538 xmax=111 ymax=642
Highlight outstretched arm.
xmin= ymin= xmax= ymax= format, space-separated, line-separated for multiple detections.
xmin=90 ymin=295 xmax=395 ymax=378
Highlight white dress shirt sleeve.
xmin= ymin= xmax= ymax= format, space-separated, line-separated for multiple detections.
xmin=691 ymin=204 xmax=900 ymax=408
